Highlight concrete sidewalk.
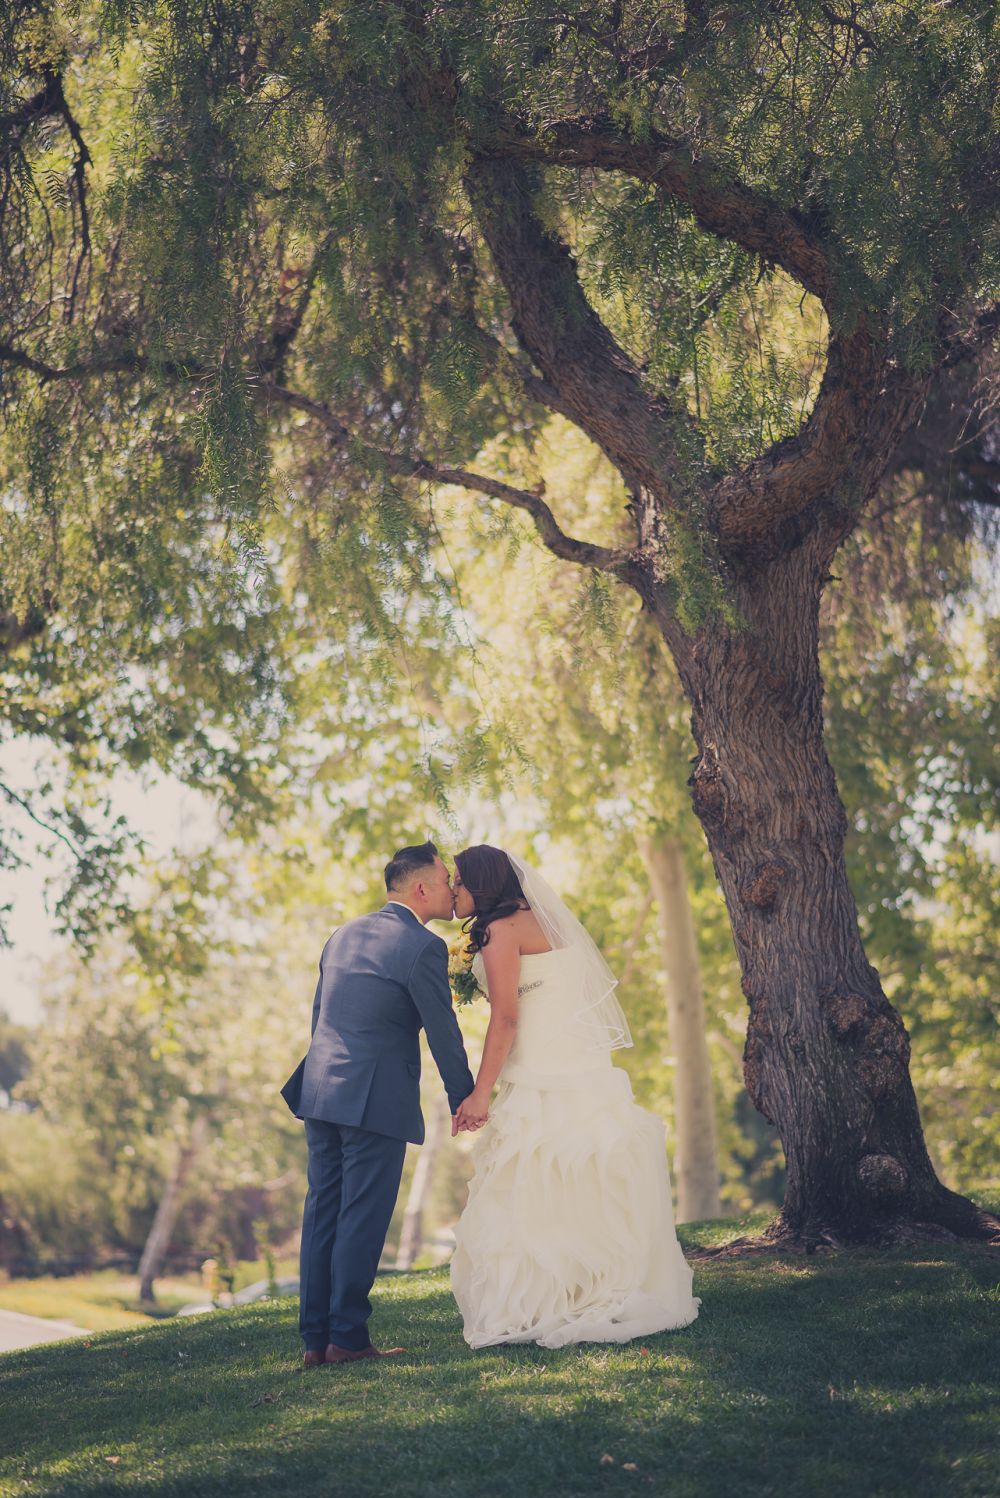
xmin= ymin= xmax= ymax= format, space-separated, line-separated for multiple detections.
xmin=0 ymin=1309 xmax=88 ymax=1354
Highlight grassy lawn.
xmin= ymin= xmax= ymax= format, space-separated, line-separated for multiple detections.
xmin=0 ymin=1273 xmax=202 ymax=1332
xmin=0 ymin=1259 xmax=300 ymax=1334
xmin=1 ymin=1208 xmax=997 ymax=1498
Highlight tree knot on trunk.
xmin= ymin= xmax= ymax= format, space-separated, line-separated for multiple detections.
xmin=688 ymin=742 xmax=742 ymax=834
xmin=857 ymin=1152 xmax=909 ymax=1208
xmin=856 ymin=1012 xmax=911 ymax=1100
xmin=742 ymin=996 xmax=776 ymax=1125
xmin=820 ymin=991 xmax=910 ymax=1098
xmin=821 ymin=990 xmax=874 ymax=1040
xmin=744 ymin=859 xmax=789 ymax=913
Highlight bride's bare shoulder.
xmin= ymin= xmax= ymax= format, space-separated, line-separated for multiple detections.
xmin=499 ymin=906 xmax=550 ymax=955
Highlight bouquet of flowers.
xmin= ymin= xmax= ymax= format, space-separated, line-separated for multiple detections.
xmin=447 ymin=932 xmax=484 ymax=1008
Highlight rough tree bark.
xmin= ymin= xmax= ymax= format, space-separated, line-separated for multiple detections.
xmin=650 ymin=532 xmax=994 ymax=1245
xmin=639 ymin=831 xmax=721 ymax=1223
xmin=137 ymin=1113 xmax=211 ymax=1303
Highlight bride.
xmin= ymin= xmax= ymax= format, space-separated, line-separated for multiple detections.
xmin=449 ymin=844 xmax=701 ymax=1349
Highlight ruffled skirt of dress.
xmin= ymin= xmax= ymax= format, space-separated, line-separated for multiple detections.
xmin=449 ymin=1065 xmax=701 ymax=1349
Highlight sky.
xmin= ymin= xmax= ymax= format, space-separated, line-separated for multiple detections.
xmin=0 ymin=744 xmax=216 ymax=1027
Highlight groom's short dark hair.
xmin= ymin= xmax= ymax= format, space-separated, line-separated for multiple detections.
xmin=384 ymin=841 xmax=439 ymax=892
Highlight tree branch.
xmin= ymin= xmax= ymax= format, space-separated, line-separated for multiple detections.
xmin=961 ymin=459 xmax=1000 ymax=492
xmin=815 ymin=3 xmax=878 ymax=54
xmin=0 ymin=779 xmax=84 ymax=858
xmin=464 ymin=156 xmax=703 ymax=508
xmin=0 ymin=68 xmax=92 ymax=320
xmin=48 ymin=69 xmax=92 ymax=320
xmin=0 ymin=70 xmax=64 ymax=145
xmin=254 ymin=234 xmax=333 ymax=377
xmin=465 ymin=322 xmax=581 ymax=423
xmin=257 ymin=379 xmax=632 ymax=574
xmin=0 ymin=603 xmax=52 ymax=653
xmin=419 ymin=221 xmax=582 ymax=423
xmin=711 ymin=317 xmax=887 ymax=543
xmin=0 ymin=325 xmax=634 ymax=572
xmin=472 ymin=126 xmax=893 ymax=545
xmin=480 ymin=116 xmax=835 ymax=304
xmin=0 ymin=342 xmax=200 ymax=384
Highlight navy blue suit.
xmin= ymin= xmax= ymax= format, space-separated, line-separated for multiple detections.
xmin=281 ymin=903 xmax=474 ymax=1351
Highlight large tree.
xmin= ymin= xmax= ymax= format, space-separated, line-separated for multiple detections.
xmin=2 ymin=2 xmax=998 ymax=1244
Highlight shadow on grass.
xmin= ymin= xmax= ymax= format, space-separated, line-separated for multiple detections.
xmin=1 ymin=1247 xmax=997 ymax=1498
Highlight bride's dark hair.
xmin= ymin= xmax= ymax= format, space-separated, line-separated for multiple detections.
xmin=455 ymin=844 xmax=529 ymax=951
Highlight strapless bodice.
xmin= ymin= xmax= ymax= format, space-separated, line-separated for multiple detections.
xmin=472 ymin=945 xmax=615 ymax=1084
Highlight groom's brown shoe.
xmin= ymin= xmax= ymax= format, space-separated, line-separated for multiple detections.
xmin=324 ymin=1341 xmax=406 ymax=1363
xmin=303 ymin=1349 xmax=327 ymax=1368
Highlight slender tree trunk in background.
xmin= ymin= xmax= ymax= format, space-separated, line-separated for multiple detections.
xmin=137 ymin=1113 xmax=211 ymax=1303
xmin=639 ymin=831 xmax=722 ymax=1224
xmin=395 ymin=1096 xmax=448 ymax=1271
xmin=656 ymin=531 xmax=997 ymax=1245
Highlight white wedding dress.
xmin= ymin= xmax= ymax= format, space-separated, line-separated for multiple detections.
xmin=450 ymin=945 xmax=701 ymax=1348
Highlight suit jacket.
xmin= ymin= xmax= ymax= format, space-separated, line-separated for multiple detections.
xmin=280 ymin=902 xmax=475 ymax=1145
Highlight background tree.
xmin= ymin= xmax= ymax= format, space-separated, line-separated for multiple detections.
xmin=12 ymin=854 xmax=312 ymax=1289
xmin=2 ymin=1 xmax=999 ymax=1244
xmin=0 ymin=1007 xmax=31 ymax=1095
xmin=0 ymin=402 xmax=297 ymax=949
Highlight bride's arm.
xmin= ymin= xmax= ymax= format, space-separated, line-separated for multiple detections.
xmin=455 ymin=923 xmax=519 ymax=1129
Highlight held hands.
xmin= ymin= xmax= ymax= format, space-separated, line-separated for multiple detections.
xmin=452 ymin=1088 xmax=490 ymax=1136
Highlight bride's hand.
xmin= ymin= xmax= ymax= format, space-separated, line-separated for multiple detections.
xmin=455 ymin=1089 xmax=489 ymax=1132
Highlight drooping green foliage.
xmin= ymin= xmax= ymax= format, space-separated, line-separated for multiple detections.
xmin=2 ymin=3 xmax=997 ymax=930
xmin=1 ymin=0 xmax=998 ymax=1240
xmin=5 ymin=1 xmax=999 ymax=554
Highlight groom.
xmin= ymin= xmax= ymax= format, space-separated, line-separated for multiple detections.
xmin=280 ymin=842 xmax=475 ymax=1366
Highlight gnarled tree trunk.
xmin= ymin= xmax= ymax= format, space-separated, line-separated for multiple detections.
xmin=639 ymin=830 xmax=722 ymax=1223
xmin=656 ymin=533 xmax=994 ymax=1245
xmin=464 ymin=150 xmax=998 ymax=1247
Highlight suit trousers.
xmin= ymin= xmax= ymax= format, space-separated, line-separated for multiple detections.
xmin=299 ymin=1117 xmax=407 ymax=1351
